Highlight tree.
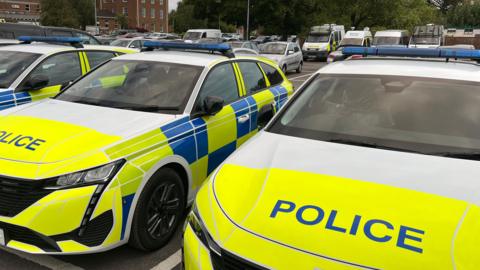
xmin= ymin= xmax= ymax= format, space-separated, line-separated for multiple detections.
xmin=70 ymin=0 xmax=95 ymax=29
xmin=116 ymin=14 xmax=129 ymax=29
xmin=40 ymin=0 xmax=79 ymax=28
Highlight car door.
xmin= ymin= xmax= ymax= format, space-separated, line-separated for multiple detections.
xmin=191 ymin=62 xmax=243 ymax=178
xmin=235 ymin=60 xmax=291 ymax=140
xmin=15 ymin=51 xmax=82 ymax=104
xmin=286 ymin=43 xmax=297 ymax=68
xmin=83 ymin=51 xmax=118 ymax=71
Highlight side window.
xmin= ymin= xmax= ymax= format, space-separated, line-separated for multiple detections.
xmin=85 ymin=51 xmax=116 ymax=69
xmin=75 ymin=32 xmax=100 ymax=45
xmin=259 ymin=62 xmax=283 ymax=86
xmin=25 ymin=52 xmax=81 ymax=88
xmin=197 ymin=63 xmax=239 ymax=107
xmin=237 ymin=61 xmax=267 ymax=94
xmin=129 ymin=40 xmax=141 ymax=48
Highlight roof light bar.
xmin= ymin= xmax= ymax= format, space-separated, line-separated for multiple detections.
xmin=18 ymin=36 xmax=83 ymax=44
xmin=342 ymin=47 xmax=480 ymax=60
xmin=143 ymin=41 xmax=234 ymax=57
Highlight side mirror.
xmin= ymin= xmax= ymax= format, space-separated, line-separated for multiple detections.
xmin=24 ymin=75 xmax=49 ymax=91
xmin=61 ymin=81 xmax=73 ymax=91
xmin=257 ymin=104 xmax=274 ymax=129
xmin=294 ymin=47 xmax=300 ymax=52
xmin=287 ymin=50 xmax=295 ymax=55
xmin=203 ymin=96 xmax=224 ymax=116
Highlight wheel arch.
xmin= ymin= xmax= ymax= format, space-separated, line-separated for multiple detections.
xmin=122 ymin=155 xmax=193 ymax=242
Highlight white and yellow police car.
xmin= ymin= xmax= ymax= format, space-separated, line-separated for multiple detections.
xmin=0 ymin=36 xmax=135 ymax=110
xmin=0 ymin=42 xmax=293 ymax=254
xmin=184 ymin=47 xmax=480 ymax=270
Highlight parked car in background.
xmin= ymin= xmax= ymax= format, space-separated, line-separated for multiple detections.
xmin=0 ymin=36 xmax=135 ymax=110
xmin=96 ymin=36 xmax=116 ymax=45
xmin=252 ymin=35 xmax=272 ymax=44
xmin=228 ymin=41 xmax=260 ymax=52
xmin=444 ymin=28 xmax=480 ymax=49
xmin=183 ymin=29 xmax=222 ymax=43
xmin=111 ymin=38 xmax=148 ymax=49
xmin=409 ymin=24 xmax=444 ymax=48
xmin=327 ymin=29 xmax=373 ymax=64
xmin=222 ymin=33 xmax=241 ymax=41
xmin=373 ymin=30 xmax=410 ymax=48
xmin=303 ymin=24 xmax=345 ymax=61
xmin=260 ymin=41 xmax=303 ymax=73
xmin=147 ymin=32 xmax=179 ymax=40
xmin=0 ymin=23 xmax=100 ymax=45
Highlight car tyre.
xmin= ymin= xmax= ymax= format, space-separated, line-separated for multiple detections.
xmin=129 ymin=167 xmax=186 ymax=251
xmin=296 ymin=62 xmax=303 ymax=73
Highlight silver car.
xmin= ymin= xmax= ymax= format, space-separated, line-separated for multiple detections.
xmin=260 ymin=41 xmax=303 ymax=73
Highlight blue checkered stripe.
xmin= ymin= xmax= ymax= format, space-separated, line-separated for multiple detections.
xmin=0 ymin=90 xmax=32 ymax=111
xmin=270 ymin=85 xmax=289 ymax=111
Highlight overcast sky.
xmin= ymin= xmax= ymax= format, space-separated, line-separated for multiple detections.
xmin=169 ymin=0 xmax=181 ymax=11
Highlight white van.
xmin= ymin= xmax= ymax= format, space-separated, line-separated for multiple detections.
xmin=303 ymin=24 xmax=345 ymax=60
xmin=373 ymin=30 xmax=410 ymax=48
xmin=327 ymin=29 xmax=373 ymax=64
xmin=183 ymin=29 xmax=222 ymax=43
xmin=409 ymin=24 xmax=444 ymax=48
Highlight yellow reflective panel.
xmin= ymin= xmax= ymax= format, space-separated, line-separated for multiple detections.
xmin=12 ymin=186 xmax=96 ymax=236
xmin=57 ymin=240 xmax=90 ymax=253
xmin=251 ymin=89 xmax=274 ymax=109
xmin=203 ymin=105 xmax=236 ymax=153
xmin=190 ymin=156 xmax=209 ymax=190
xmin=29 ymin=85 xmax=62 ymax=101
xmin=233 ymin=167 xmax=465 ymax=269
xmin=79 ymin=52 xmax=87 ymax=74
xmin=0 ymin=115 xmax=121 ymax=164
xmin=454 ymin=205 xmax=480 ymax=270
xmin=7 ymin=240 xmax=44 ymax=254
xmin=106 ymin=129 xmax=169 ymax=160
xmin=184 ymin=224 xmax=202 ymax=270
xmin=98 ymin=186 xmax=123 ymax=246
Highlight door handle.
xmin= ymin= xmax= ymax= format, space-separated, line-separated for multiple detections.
xmin=237 ymin=114 xmax=250 ymax=124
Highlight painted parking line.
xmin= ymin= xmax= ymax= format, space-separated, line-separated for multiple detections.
xmin=288 ymin=72 xmax=314 ymax=81
xmin=150 ymin=249 xmax=182 ymax=270
xmin=0 ymin=247 xmax=83 ymax=270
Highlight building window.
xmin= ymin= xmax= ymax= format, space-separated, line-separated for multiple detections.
xmin=151 ymin=0 xmax=155 ymax=4
xmin=141 ymin=7 xmax=146 ymax=17
xmin=160 ymin=0 xmax=163 ymax=5
xmin=11 ymin=4 xmax=20 ymax=9
xmin=122 ymin=0 xmax=128 ymax=2
xmin=25 ymin=4 xmax=30 ymax=11
xmin=141 ymin=0 xmax=145 ymax=3
xmin=159 ymin=9 xmax=164 ymax=19
xmin=151 ymin=8 xmax=155 ymax=18
xmin=122 ymin=7 xmax=128 ymax=15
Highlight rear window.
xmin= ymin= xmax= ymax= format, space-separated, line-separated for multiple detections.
xmin=85 ymin=51 xmax=116 ymax=69
xmin=269 ymin=74 xmax=480 ymax=160
xmin=260 ymin=63 xmax=283 ymax=86
xmin=237 ymin=62 xmax=267 ymax=94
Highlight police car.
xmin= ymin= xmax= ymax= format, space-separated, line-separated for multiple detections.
xmin=0 ymin=36 xmax=136 ymax=110
xmin=0 ymin=42 xmax=292 ymax=254
xmin=184 ymin=48 xmax=480 ymax=269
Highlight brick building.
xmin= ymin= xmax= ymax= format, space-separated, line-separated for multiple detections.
xmin=0 ymin=0 xmax=41 ymax=23
xmin=97 ymin=0 xmax=168 ymax=34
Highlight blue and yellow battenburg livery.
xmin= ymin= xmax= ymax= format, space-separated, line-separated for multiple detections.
xmin=0 ymin=43 xmax=293 ymax=254
xmin=0 ymin=36 xmax=135 ymax=110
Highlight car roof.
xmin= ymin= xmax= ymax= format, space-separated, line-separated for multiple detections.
xmin=0 ymin=43 xmax=128 ymax=55
xmin=374 ymin=30 xmax=409 ymax=37
xmin=114 ymin=50 xmax=229 ymax=67
xmin=319 ymin=58 xmax=480 ymax=82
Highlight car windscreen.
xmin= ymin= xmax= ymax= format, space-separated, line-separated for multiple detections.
xmin=411 ymin=37 xmax=439 ymax=45
xmin=268 ymin=74 xmax=480 ymax=160
xmin=229 ymin=42 xmax=243 ymax=48
xmin=111 ymin=39 xmax=131 ymax=47
xmin=184 ymin=32 xmax=202 ymax=40
xmin=306 ymin=34 xmax=329 ymax=43
xmin=339 ymin=38 xmax=364 ymax=46
xmin=260 ymin=43 xmax=287 ymax=54
xmin=56 ymin=60 xmax=203 ymax=114
xmin=373 ymin=37 xmax=401 ymax=46
xmin=0 ymin=51 xmax=41 ymax=88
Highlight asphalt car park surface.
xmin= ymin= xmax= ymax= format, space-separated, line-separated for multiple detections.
xmin=0 ymin=60 xmax=326 ymax=270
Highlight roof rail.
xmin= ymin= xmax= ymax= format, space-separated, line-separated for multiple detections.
xmin=141 ymin=41 xmax=235 ymax=58
xmin=342 ymin=47 xmax=480 ymax=61
xmin=18 ymin=36 xmax=83 ymax=48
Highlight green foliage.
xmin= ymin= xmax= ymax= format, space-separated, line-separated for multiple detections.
xmin=40 ymin=0 xmax=95 ymax=30
xmin=447 ymin=2 xmax=480 ymax=27
xmin=116 ymin=14 xmax=129 ymax=30
xmin=170 ymin=0 xmax=444 ymax=37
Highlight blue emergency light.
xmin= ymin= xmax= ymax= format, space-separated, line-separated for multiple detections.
xmin=18 ymin=36 xmax=83 ymax=44
xmin=143 ymin=41 xmax=233 ymax=57
xmin=342 ymin=47 xmax=480 ymax=60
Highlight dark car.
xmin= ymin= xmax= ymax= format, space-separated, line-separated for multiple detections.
xmin=0 ymin=23 xmax=100 ymax=45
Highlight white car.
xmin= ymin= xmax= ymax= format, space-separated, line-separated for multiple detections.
xmin=260 ymin=41 xmax=303 ymax=73
xmin=110 ymin=38 xmax=148 ymax=49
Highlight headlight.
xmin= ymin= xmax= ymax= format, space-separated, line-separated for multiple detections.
xmin=186 ymin=202 xmax=221 ymax=254
xmin=45 ymin=160 xmax=125 ymax=189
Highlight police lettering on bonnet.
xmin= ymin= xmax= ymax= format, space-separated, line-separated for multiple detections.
xmin=0 ymin=131 xmax=46 ymax=151
xmin=270 ymin=200 xmax=425 ymax=254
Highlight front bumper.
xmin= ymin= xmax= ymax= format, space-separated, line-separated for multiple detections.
xmin=0 ymin=177 xmax=127 ymax=254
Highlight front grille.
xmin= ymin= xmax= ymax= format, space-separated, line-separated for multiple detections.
xmin=0 ymin=177 xmax=52 ymax=217
xmin=211 ymin=249 xmax=268 ymax=270
xmin=0 ymin=221 xmax=60 ymax=252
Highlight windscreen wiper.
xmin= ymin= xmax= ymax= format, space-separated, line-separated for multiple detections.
xmin=326 ymin=138 xmax=420 ymax=153
xmin=71 ymin=100 xmax=105 ymax=106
